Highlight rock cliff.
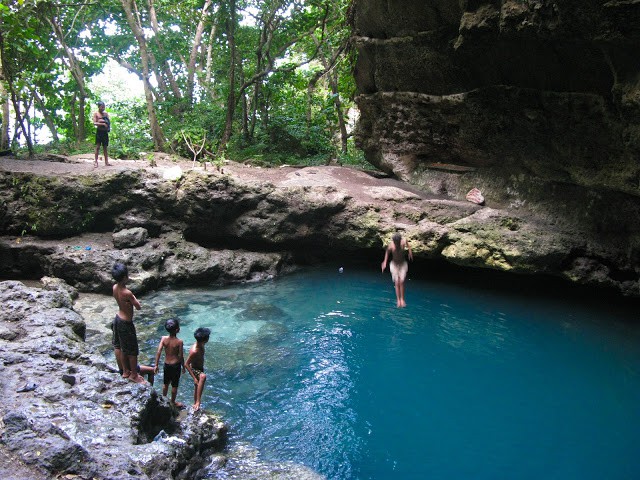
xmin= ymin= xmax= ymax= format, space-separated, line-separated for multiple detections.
xmin=351 ymin=0 xmax=640 ymax=294
xmin=1 ymin=155 xmax=639 ymax=297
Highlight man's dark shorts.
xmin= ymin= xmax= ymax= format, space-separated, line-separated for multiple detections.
xmin=96 ymin=130 xmax=109 ymax=147
xmin=115 ymin=318 xmax=139 ymax=356
xmin=163 ymin=362 xmax=182 ymax=387
xmin=111 ymin=314 xmax=122 ymax=349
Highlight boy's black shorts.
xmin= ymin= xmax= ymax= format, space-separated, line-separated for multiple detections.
xmin=163 ymin=362 xmax=182 ymax=387
xmin=115 ymin=319 xmax=139 ymax=356
xmin=111 ymin=314 xmax=122 ymax=349
xmin=96 ymin=130 xmax=109 ymax=147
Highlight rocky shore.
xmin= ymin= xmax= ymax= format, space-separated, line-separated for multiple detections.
xmin=0 ymin=279 xmax=228 ymax=479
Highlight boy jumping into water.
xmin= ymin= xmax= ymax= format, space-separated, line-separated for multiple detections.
xmin=381 ymin=232 xmax=413 ymax=308
xmin=154 ymin=318 xmax=186 ymax=408
xmin=111 ymin=263 xmax=145 ymax=383
xmin=185 ymin=327 xmax=210 ymax=411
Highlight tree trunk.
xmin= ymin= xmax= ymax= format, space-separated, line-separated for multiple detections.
xmin=313 ymin=37 xmax=349 ymax=155
xmin=219 ymin=0 xmax=237 ymax=152
xmin=70 ymin=93 xmax=78 ymax=141
xmin=10 ymin=92 xmax=33 ymax=156
xmin=187 ymin=0 xmax=213 ymax=104
xmin=328 ymin=70 xmax=348 ymax=155
xmin=32 ymin=88 xmax=59 ymax=144
xmin=121 ymin=0 xmax=166 ymax=150
xmin=204 ymin=22 xmax=216 ymax=88
xmin=240 ymin=66 xmax=249 ymax=141
xmin=249 ymin=82 xmax=259 ymax=139
xmin=47 ymin=16 xmax=87 ymax=142
xmin=0 ymin=64 xmax=10 ymax=150
xmin=147 ymin=0 xmax=182 ymax=101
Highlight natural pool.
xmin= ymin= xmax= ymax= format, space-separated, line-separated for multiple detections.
xmin=135 ymin=265 xmax=640 ymax=479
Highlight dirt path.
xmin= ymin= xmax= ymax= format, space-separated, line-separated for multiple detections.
xmin=0 ymin=153 xmax=438 ymax=208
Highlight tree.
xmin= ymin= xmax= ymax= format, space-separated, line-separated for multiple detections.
xmin=119 ymin=0 xmax=166 ymax=150
xmin=0 ymin=0 xmax=361 ymax=165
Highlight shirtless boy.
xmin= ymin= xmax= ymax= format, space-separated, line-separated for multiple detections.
xmin=185 ymin=327 xmax=210 ymax=411
xmin=381 ymin=232 xmax=413 ymax=308
xmin=93 ymin=101 xmax=111 ymax=167
xmin=154 ymin=318 xmax=185 ymax=407
xmin=111 ymin=263 xmax=145 ymax=383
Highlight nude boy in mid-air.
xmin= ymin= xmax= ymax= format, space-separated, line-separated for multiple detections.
xmin=381 ymin=233 xmax=413 ymax=308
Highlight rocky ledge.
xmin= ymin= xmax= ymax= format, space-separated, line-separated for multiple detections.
xmin=1 ymin=156 xmax=638 ymax=297
xmin=0 ymin=279 xmax=226 ymax=479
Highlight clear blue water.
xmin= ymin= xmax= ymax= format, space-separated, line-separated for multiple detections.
xmin=138 ymin=266 xmax=640 ymax=479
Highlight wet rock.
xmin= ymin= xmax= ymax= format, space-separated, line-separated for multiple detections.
xmin=41 ymin=275 xmax=79 ymax=300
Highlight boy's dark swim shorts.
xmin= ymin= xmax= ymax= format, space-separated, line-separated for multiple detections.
xmin=163 ymin=362 xmax=182 ymax=387
xmin=115 ymin=319 xmax=139 ymax=356
xmin=111 ymin=314 xmax=122 ymax=349
xmin=96 ymin=130 xmax=109 ymax=147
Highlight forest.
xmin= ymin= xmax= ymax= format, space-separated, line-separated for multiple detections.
xmin=0 ymin=0 xmax=362 ymax=167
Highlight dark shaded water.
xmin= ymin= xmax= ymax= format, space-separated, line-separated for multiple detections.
xmin=137 ymin=266 xmax=640 ymax=479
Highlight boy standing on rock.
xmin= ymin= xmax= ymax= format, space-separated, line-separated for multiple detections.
xmin=154 ymin=318 xmax=186 ymax=408
xmin=93 ymin=101 xmax=111 ymax=168
xmin=111 ymin=263 xmax=145 ymax=383
xmin=185 ymin=327 xmax=210 ymax=411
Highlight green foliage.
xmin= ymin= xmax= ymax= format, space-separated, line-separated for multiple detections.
xmin=3 ymin=0 xmax=373 ymax=169
xmin=164 ymin=102 xmax=226 ymax=156
xmin=172 ymin=126 xmax=210 ymax=166
xmin=106 ymin=101 xmax=154 ymax=159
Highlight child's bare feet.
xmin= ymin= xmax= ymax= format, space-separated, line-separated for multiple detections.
xmin=173 ymin=401 xmax=185 ymax=409
xmin=105 ymin=162 xmax=112 ymax=166
xmin=93 ymin=162 xmax=98 ymax=168
xmin=193 ymin=402 xmax=200 ymax=411
xmin=129 ymin=374 xmax=147 ymax=384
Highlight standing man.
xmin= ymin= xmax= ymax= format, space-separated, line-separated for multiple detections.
xmin=93 ymin=101 xmax=111 ymax=167
xmin=381 ymin=232 xmax=413 ymax=308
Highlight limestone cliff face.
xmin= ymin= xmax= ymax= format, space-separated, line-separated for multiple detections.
xmin=353 ymin=0 xmax=640 ymax=188
xmin=351 ymin=0 xmax=640 ymax=293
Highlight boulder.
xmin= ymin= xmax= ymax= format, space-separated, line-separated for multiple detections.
xmin=113 ymin=227 xmax=149 ymax=249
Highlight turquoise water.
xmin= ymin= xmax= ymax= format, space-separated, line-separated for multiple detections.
xmin=138 ymin=266 xmax=640 ymax=479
